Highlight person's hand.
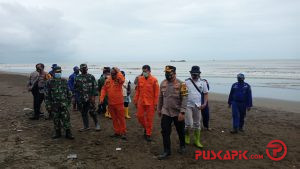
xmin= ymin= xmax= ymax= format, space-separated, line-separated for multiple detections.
xmin=199 ymin=104 xmax=207 ymax=110
xmin=99 ymin=99 xmax=103 ymax=105
xmin=247 ymin=107 xmax=251 ymax=111
xmin=154 ymin=105 xmax=157 ymax=111
xmin=158 ymin=111 xmax=162 ymax=118
xmin=178 ymin=112 xmax=185 ymax=121
xmin=113 ymin=67 xmax=120 ymax=72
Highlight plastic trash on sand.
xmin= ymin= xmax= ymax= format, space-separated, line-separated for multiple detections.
xmin=23 ymin=108 xmax=33 ymax=111
xmin=67 ymin=154 xmax=77 ymax=159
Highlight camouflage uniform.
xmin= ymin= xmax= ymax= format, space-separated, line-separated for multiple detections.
xmin=45 ymin=78 xmax=72 ymax=130
xmin=45 ymin=66 xmax=74 ymax=139
xmin=74 ymin=64 xmax=99 ymax=130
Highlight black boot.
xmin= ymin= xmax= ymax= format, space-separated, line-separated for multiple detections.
xmin=158 ymin=151 xmax=171 ymax=160
xmin=145 ymin=135 xmax=152 ymax=142
xmin=230 ymin=128 xmax=238 ymax=134
xmin=52 ymin=129 xmax=61 ymax=139
xmin=178 ymin=146 xmax=186 ymax=154
xmin=65 ymin=129 xmax=74 ymax=140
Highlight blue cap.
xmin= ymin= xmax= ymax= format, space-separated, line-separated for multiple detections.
xmin=51 ymin=64 xmax=58 ymax=68
xmin=73 ymin=66 xmax=79 ymax=71
xmin=237 ymin=73 xmax=245 ymax=79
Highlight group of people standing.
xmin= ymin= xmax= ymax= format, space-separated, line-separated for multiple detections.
xmin=27 ymin=63 xmax=252 ymax=160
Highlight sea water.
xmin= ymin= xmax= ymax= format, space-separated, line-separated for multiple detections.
xmin=1 ymin=59 xmax=299 ymax=102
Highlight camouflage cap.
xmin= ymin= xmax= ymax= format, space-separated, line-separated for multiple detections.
xmin=80 ymin=64 xmax=88 ymax=69
xmin=53 ymin=66 xmax=62 ymax=73
xmin=164 ymin=65 xmax=176 ymax=73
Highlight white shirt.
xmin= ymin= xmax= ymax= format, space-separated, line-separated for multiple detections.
xmin=185 ymin=78 xmax=208 ymax=107
xmin=122 ymin=79 xmax=129 ymax=96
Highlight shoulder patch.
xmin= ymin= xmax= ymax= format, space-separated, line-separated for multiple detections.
xmin=180 ymin=82 xmax=188 ymax=96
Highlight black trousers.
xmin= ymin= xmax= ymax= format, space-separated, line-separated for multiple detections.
xmin=31 ymin=89 xmax=44 ymax=119
xmin=79 ymin=101 xmax=98 ymax=128
xmin=161 ymin=114 xmax=185 ymax=153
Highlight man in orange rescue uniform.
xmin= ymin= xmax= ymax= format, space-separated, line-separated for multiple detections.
xmin=134 ymin=65 xmax=159 ymax=142
xmin=100 ymin=67 xmax=127 ymax=140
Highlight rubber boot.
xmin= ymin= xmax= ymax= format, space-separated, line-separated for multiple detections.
xmin=194 ymin=129 xmax=204 ymax=148
xmin=65 ymin=129 xmax=74 ymax=140
xmin=105 ymin=111 xmax=109 ymax=118
xmin=125 ymin=107 xmax=131 ymax=119
xmin=185 ymin=128 xmax=190 ymax=145
xmin=52 ymin=129 xmax=61 ymax=139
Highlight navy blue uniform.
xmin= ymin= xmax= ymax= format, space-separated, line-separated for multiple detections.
xmin=201 ymin=79 xmax=210 ymax=128
xmin=228 ymin=82 xmax=252 ymax=129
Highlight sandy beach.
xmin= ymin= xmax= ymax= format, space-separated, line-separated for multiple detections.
xmin=0 ymin=72 xmax=299 ymax=169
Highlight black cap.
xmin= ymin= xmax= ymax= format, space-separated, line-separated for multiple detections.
xmin=165 ymin=65 xmax=176 ymax=73
xmin=190 ymin=66 xmax=201 ymax=74
xmin=53 ymin=66 xmax=62 ymax=73
xmin=80 ymin=64 xmax=88 ymax=69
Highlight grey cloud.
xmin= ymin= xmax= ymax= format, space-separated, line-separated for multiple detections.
xmin=0 ymin=2 xmax=80 ymax=63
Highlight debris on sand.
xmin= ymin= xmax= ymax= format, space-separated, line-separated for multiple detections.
xmin=23 ymin=108 xmax=33 ymax=111
xmin=67 ymin=154 xmax=77 ymax=160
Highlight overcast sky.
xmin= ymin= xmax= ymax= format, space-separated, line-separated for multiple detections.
xmin=0 ymin=0 xmax=299 ymax=63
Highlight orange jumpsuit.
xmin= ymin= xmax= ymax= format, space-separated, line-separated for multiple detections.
xmin=134 ymin=74 xmax=159 ymax=136
xmin=100 ymin=72 xmax=126 ymax=135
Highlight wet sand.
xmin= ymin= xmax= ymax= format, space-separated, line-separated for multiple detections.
xmin=0 ymin=72 xmax=299 ymax=169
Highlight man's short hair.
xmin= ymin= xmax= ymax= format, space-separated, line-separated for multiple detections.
xmin=142 ymin=65 xmax=151 ymax=72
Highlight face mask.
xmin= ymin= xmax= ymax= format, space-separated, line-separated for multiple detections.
xmin=54 ymin=73 xmax=62 ymax=78
xmin=237 ymin=77 xmax=244 ymax=83
xmin=80 ymin=68 xmax=87 ymax=74
xmin=191 ymin=74 xmax=199 ymax=80
xmin=143 ymin=72 xmax=149 ymax=78
xmin=111 ymin=72 xmax=117 ymax=79
xmin=165 ymin=73 xmax=173 ymax=81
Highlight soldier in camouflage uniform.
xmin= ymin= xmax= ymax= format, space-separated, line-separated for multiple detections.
xmin=45 ymin=66 xmax=74 ymax=139
xmin=157 ymin=65 xmax=188 ymax=160
xmin=98 ymin=67 xmax=111 ymax=118
xmin=74 ymin=64 xmax=100 ymax=132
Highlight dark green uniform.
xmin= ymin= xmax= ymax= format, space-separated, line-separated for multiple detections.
xmin=45 ymin=78 xmax=72 ymax=130
xmin=74 ymin=68 xmax=99 ymax=129
xmin=45 ymin=66 xmax=74 ymax=139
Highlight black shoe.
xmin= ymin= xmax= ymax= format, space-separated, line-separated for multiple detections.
xmin=29 ymin=117 xmax=39 ymax=120
xmin=120 ymin=135 xmax=127 ymax=140
xmin=52 ymin=129 xmax=61 ymax=139
xmin=239 ymin=128 xmax=244 ymax=132
xmin=230 ymin=129 xmax=238 ymax=134
xmin=143 ymin=129 xmax=146 ymax=139
xmin=158 ymin=152 xmax=171 ymax=160
xmin=65 ymin=129 xmax=74 ymax=140
xmin=178 ymin=146 xmax=186 ymax=154
xmin=145 ymin=135 xmax=152 ymax=142
xmin=110 ymin=133 xmax=120 ymax=138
